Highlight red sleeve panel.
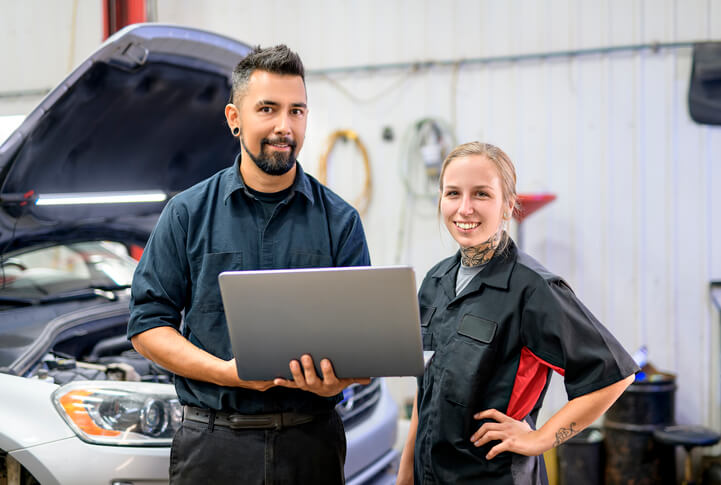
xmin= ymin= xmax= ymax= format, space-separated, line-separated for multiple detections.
xmin=506 ymin=347 xmax=565 ymax=421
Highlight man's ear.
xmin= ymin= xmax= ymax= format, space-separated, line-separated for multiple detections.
xmin=225 ymin=103 xmax=240 ymax=132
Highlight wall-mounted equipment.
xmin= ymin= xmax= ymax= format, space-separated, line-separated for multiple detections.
xmin=688 ymin=42 xmax=721 ymax=125
xmin=395 ymin=118 xmax=456 ymax=263
xmin=399 ymin=118 xmax=455 ymax=199
xmin=318 ymin=130 xmax=372 ymax=217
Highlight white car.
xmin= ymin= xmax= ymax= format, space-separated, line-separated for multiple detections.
xmin=0 ymin=24 xmax=398 ymax=485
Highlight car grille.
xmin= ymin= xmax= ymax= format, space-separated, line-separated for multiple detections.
xmin=336 ymin=378 xmax=382 ymax=428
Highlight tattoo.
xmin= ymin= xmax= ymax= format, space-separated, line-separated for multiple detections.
xmin=554 ymin=422 xmax=577 ymax=447
xmin=460 ymin=232 xmax=501 ymax=267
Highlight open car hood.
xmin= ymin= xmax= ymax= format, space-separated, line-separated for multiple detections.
xmin=0 ymin=24 xmax=250 ymax=249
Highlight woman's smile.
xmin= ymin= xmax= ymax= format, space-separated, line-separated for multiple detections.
xmin=454 ymin=221 xmax=481 ymax=231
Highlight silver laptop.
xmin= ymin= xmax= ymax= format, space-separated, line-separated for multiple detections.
xmin=218 ymin=266 xmax=424 ymax=380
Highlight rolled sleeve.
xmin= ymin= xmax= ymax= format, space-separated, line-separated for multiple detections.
xmin=128 ymin=200 xmax=190 ymax=339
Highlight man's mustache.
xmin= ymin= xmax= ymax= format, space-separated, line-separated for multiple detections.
xmin=261 ymin=137 xmax=297 ymax=149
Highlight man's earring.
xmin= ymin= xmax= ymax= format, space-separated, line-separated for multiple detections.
xmin=232 ymin=127 xmax=240 ymax=136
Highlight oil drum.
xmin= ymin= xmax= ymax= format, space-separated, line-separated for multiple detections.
xmin=557 ymin=427 xmax=604 ymax=485
xmin=603 ymin=376 xmax=677 ymax=485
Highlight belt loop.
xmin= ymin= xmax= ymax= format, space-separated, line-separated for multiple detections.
xmin=207 ymin=410 xmax=216 ymax=432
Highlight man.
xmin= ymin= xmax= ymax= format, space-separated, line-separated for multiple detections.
xmin=128 ymin=45 xmax=370 ymax=484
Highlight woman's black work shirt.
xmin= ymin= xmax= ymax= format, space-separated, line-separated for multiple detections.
xmin=414 ymin=239 xmax=638 ymax=484
xmin=128 ymin=156 xmax=370 ymax=415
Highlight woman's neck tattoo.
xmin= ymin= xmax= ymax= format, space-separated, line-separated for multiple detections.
xmin=460 ymin=232 xmax=500 ymax=267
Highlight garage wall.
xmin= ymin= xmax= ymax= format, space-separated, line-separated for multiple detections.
xmin=2 ymin=0 xmax=721 ymax=429
xmin=155 ymin=0 xmax=721 ymax=428
xmin=0 ymin=0 xmax=102 ymax=116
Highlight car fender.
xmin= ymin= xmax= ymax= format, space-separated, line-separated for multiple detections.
xmin=0 ymin=373 xmax=74 ymax=452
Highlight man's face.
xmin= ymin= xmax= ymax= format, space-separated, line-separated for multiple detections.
xmin=234 ymin=70 xmax=307 ymax=176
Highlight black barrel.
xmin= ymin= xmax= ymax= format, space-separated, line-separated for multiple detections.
xmin=557 ymin=427 xmax=604 ymax=485
xmin=603 ymin=376 xmax=677 ymax=485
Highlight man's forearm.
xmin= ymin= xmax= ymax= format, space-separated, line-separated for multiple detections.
xmin=131 ymin=326 xmax=237 ymax=387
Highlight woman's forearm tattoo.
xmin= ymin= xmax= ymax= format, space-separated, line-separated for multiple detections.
xmin=553 ymin=422 xmax=577 ymax=447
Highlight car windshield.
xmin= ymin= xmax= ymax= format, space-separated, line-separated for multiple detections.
xmin=0 ymin=241 xmax=137 ymax=301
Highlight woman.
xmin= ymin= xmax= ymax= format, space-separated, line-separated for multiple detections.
xmin=397 ymin=142 xmax=638 ymax=484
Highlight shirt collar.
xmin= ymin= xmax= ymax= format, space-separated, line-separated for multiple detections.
xmin=223 ymin=153 xmax=315 ymax=204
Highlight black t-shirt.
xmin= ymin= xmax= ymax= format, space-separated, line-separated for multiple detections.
xmin=245 ymin=184 xmax=293 ymax=222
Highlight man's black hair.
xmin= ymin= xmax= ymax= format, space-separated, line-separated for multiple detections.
xmin=229 ymin=44 xmax=305 ymax=105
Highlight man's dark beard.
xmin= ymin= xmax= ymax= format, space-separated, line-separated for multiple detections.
xmin=241 ymin=135 xmax=297 ymax=176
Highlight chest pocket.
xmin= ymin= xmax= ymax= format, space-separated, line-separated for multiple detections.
xmin=458 ymin=313 xmax=497 ymax=344
xmin=194 ymin=251 xmax=244 ymax=313
xmin=441 ymin=313 xmax=498 ymax=407
xmin=420 ymin=305 xmax=436 ymax=349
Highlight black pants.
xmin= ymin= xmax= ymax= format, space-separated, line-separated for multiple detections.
xmin=169 ymin=411 xmax=347 ymax=485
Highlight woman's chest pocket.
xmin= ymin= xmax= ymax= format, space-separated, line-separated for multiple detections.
xmin=193 ymin=252 xmax=244 ymax=313
xmin=441 ymin=313 xmax=499 ymax=407
xmin=420 ymin=305 xmax=436 ymax=350
xmin=419 ymin=305 xmax=438 ymax=393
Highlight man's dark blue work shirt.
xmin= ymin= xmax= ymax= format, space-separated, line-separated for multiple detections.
xmin=128 ymin=155 xmax=370 ymax=414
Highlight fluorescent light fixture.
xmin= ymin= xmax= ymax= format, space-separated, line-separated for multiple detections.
xmin=35 ymin=191 xmax=167 ymax=206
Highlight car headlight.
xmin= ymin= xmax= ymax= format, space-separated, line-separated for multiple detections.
xmin=52 ymin=381 xmax=182 ymax=446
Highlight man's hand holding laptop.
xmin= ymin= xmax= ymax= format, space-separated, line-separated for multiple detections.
xmin=274 ymin=354 xmax=371 ymax=397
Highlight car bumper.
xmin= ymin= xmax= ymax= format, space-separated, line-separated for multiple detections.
xmin=345 ymin=379 xmax=400 ymax=485
xmin=9 ymin=379 xmax=400 ymax=485
xmin=10 ymin=437 xmax=169 ymax=485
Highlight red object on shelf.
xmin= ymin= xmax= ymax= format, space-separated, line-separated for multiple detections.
xmin=103 ymin=0 xmax=147 ymax=40
xmin=514 ymin=193 xmax=556 ymax=223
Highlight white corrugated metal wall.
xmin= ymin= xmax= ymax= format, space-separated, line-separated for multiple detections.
xmin=155 ymin=0 xmax=721 ymax=428
xmin=2 ymin=0 xmax=721 ymax=430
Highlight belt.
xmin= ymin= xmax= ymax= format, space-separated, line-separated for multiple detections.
xmin=183 ymin=405 xmax=317 ymax=430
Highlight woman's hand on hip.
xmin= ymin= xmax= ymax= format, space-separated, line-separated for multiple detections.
xmin=470 ymin=408 xmax=545 ymax=459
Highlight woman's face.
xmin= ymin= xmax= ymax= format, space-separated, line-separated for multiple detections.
xmin=440 ymin=154 xmax=510 ymax=248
